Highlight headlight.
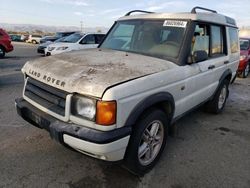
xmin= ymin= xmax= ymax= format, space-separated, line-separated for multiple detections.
xmin=71 ymin=95 xmax=96 ymax=120
xmin=56 ymin=46 xmax=68 ymax=50
xmin=240 ymin=55 xmax=247 ymax=61
xmin=48 ymin=47 xmax=56 ymax=51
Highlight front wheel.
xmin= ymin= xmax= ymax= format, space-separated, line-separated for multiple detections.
xmin=242 ymin=63 xmax=250 ymax=78
xmin=205 ymin=79 xmax=229 ymax=114
xmin=0 ymin=46 xmax=5 ymax=58
xmin=123 ymin=109 xmax=168 ymax=176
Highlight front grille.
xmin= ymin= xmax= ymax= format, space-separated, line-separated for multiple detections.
xmin=24 ymin=77 xmax=68 ymax=116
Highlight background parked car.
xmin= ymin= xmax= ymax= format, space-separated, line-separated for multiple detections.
xmin=37 ymin=36 xmax=66 ymax=54
xmin=45 ymin=33 xmax=105 ymax=56
xmin=9 ymin=34 xmax=22 ymax=42
xmin=26 ymin=34 xmax=42 ymax=44
xmin=0 ymin=28 xmax=14 ymax=58
xmin=21 ymin=34 xmax=29 ymax=42
xmin=39 ymin=36 xmax=57 ymax=44
xmin=40 ymin=31 xmax=77 ymax=44
xmin=238 ymin=38 xmax=250 ymax=78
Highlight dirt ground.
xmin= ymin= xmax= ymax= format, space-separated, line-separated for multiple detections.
xmin=0 ymin=42 xmax=249 ymax=188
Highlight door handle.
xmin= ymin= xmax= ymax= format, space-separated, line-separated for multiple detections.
xmin=208 ymin=65 xmax=215 ymax=70
xmin=224 ymin=61 xmax=229 ymax=64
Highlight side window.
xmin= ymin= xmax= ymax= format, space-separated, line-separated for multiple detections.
xmin=211 ymin=25 xmax=224 ymax=55
xmin=192 ymin=24 xmax=209 ymax=55
xmin=228 ymin=27 xmax=239 ymax=53
xmin=191 ymin=23 xmax=227 ymax=62
xmin=80 ymin=34 xmax=95 ymax=44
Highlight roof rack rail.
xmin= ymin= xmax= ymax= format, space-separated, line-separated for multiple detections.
xmin=125 ymin=10 xmax=154 ymax=16
xmin=191 ymin=6 xmax=217 ymax=14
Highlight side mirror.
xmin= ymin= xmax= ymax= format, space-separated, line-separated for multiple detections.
xmin=192 ymin=50 xmax=208 ymax=63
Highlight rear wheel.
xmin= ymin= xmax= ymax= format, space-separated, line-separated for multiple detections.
xmin=123 ymin=109 xmax=168 ymax=176
xmin=242 ymin=63 xmax=250 ymax=78
xmin=32 ymin=40 xmax=37 ymax=44
xmin=0 ymin=46 xmax=5 ymax=58
xmin=205 ymin=79 xmax=229 ymax=114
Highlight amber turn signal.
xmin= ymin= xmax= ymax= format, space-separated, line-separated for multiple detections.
xmin=96 ymin=101 xmax=116 ymax=125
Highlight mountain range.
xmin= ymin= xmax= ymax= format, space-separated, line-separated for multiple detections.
xmin=0 ymin=23 xmax=109 ymax=34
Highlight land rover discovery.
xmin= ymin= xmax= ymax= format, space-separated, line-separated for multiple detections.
xmin=16 ymin=7 xmax=240 ymax=175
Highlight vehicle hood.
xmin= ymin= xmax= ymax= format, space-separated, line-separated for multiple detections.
xmin=22 ymin=48 xmax=177 ymax=97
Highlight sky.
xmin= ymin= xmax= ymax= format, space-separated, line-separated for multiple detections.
xmin=1 ymin=0 xmax=250 ymax=28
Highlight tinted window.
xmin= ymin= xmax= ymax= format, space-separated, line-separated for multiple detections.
xmin=240 ymin=39 xmax=249 ymax=50
xmin=63 ymin=33 xmax=83 ymax=43
xmin=229 ymin=28 xmax=239 ymax=53
xmin=80 ymin=34 xmax=95 ymax=44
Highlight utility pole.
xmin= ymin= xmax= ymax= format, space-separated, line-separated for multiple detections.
xmin=80 ymin=20 xmax=83 ymax=32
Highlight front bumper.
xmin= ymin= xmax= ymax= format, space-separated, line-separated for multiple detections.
xmin=37 ymin=47 xmax=45 ymax=54
xmin=15 ymin=98 xmax=131 ymax=161
xmin=6 ymin=44 xmax=14 ymax=53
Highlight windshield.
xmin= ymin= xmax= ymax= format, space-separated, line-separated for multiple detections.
xmin=100 ymin=20 xmax=187 ymax=60
xmin=240 ymin=39 xmax=249 ymax=50
xmin=55 ymin=37 xmax=66 ymax=42
xmin=55 ymin=33 xmax=63 ymax=38
xmin=62 ymin=33 xmax=83 ymax=43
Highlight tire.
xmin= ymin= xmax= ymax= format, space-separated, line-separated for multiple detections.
xmin=205 ymin=79 xmax=230 ymax=114
xmin=123 ymin=108 xmax=168 ymax=176
xmin=0 ymin=46 xmax=5 ymax=58
xmin=32 ymin=40 xmax=37 ymax=44
xmin=242 ymin=63 xmax=250 ymax=78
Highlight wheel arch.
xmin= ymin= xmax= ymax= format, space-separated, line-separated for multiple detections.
xmin=124 ymin=92 xmax=175 ymax=128
xmin=211 ymin=69 xmax=232 ymax=99
xmin=0 ymin=44 xmax=6 ymax=51
xmin=220 ymin=69 xmax=232 ymax=83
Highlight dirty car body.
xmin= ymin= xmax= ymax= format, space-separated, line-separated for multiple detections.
xmin=16 ymin=7 xmax=240 ymax=175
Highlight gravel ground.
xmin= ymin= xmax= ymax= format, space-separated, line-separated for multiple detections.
xmin=0 ymin=42 xmax=249 ymax=188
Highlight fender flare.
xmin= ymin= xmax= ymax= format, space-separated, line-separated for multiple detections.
xmin=219 ymin=69 xmax=232 ymax=83
xmin=210 ymin=69 xmax=232 ymax=99
xmin=124 ymin=92 xmax=175 ymax=127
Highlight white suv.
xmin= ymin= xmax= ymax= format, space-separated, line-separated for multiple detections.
xmin=16 ymin=7 xmax=239 ymax=175
xmin=26 ymin=34 xmax=42 ymax=44
xmin=44 ymin=33 xmax=105 ymax=56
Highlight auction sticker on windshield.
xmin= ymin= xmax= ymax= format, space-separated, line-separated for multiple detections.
xmin=163 ymin=20 xmax=187 ymax=28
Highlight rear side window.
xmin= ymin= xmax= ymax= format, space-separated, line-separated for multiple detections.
xmin=211 ymin=25 xmax=224 ymax=55
xmin=228 ymin=28 xmax=239 ymax=53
